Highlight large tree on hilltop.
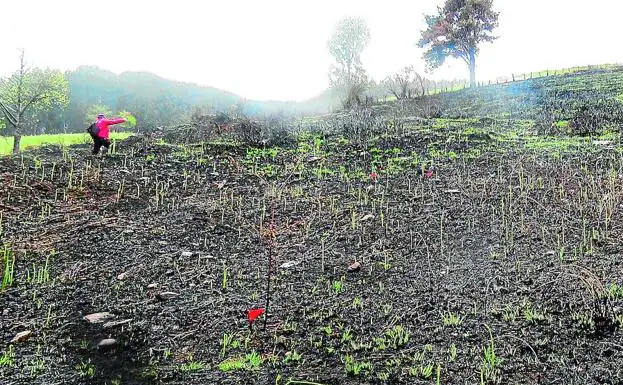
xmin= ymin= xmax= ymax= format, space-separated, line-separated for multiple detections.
xmin=0 ymin=50 xmax=68 ymax=153
xmin=327 ymin=16 xmax=371 ymax=108
xmin=417 ymin=0 xmax=499 ymax=87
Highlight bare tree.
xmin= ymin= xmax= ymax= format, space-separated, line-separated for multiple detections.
xmin=0 ymin=50 xmax=68 ymax=153
xmin=327 ymin=17 xmax=371 ymax=109
xmin=383 ymin=66 xmax=426 ymax=100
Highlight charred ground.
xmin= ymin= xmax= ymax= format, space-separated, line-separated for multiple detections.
xmin=2 ymin=68 xmax=623 ymax=385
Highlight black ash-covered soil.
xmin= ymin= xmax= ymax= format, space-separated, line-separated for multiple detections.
xmin=1 ymin=126 xmax=623 ymax=385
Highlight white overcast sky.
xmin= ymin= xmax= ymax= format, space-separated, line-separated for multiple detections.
xmin=1 ymin=0 xmax=621 ymax=101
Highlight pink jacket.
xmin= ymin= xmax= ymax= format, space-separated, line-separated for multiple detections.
xmin=96 ymin=117 xmax=126 ymax=139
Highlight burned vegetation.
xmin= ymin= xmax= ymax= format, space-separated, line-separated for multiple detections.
xmin=2 ymin=67 xmax=623 ymax=385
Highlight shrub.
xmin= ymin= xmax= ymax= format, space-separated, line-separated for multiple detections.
xmin=569 ymin=99 xmax=623 ymax=136
xmin=233 ymin=116 xmax=298 ymax=148
xmin=232 ymin=119 xmax=263 ymax=146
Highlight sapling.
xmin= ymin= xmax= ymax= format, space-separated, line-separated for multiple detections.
xmin=262 ymin=199 xmax=277 ymax=331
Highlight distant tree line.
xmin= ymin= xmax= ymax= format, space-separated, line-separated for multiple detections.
xmin=0 ymin=63 xmax=346 ymax=144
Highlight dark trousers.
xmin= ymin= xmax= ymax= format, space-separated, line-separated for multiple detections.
xmin=92 ymin=135 xmax=111 ymax=155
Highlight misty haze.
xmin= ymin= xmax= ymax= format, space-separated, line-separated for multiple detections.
xmin=1 ymin=1 xmax=623 ymax=384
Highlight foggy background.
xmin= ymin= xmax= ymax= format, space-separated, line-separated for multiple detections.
xmin=1 ymin=0 xmax=622 ymax=131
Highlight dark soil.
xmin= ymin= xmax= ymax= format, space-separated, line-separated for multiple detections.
xmin=1 ymin=127 xmax=623 ymax=385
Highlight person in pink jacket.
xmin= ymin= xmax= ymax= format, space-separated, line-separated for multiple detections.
xmin=92 ymin=113 xmax=126 ymax=155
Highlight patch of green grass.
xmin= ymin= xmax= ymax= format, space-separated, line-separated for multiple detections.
xmin=598 ymin=129 xmax=620 ymax=140
xmin=218 ymin=351 xmax=263 ymax=372
xmin=385 ymin=325 xmax=410 ymax=349
xmin=26 ymin=253 xmax=52 ymax=286
xmin=341 ymin=327 xmax=353 ymax=343
xmin=344 ymin=354 xmax=372 ymax=376
xmin=0 ymin=132 xmax=133 ymax=155
xmin=0 ymin=345 xmax=15 ymax=367
xmin=522 ymin=301 xmax=548 ymax=324
xmin=218 ymin=357 xmax=245 ymax=372
xmin=246 ymin=147 xmax=280 ymax=161
xmin=502 ymin=304 xmax=520 ymax=323
xmin=410 ymin=363 xmax=435 ymax=379
xmin=428 ymin=147 xmax=459 ymax=161
xmin=605 ymin=283 xmax=623 ymax=300
xmin=138 ymin=364 xmax=159 ymax=380
xmin=75 ymin=360 xmax=95 ymax=378
xmin=180 ymin=361 xmax=206 ymax=372
xmin=283 ymin=351 xmax=302 ymax=365
xmin=571 ymin=312 xmax=595 ymax=330
xmin=523 ymin=136 xmax=588 ymax=153
xmin=480 ymin=327 xmax=501 ymax=384
xmin=28 ymin=345 xmax=46 ymax=376
xmin=332 ymin=279 xmax=344 ymax=295
xmin=442 ymin=312 xmax=463 ymax=327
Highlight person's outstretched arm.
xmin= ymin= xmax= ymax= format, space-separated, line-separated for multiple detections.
xmin=103 ymin=118 xmax=126 ymax=125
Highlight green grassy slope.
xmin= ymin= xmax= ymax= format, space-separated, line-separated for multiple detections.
xmin=427 ymin=66 xmax=623 ymax=124
xmin=0 ymin=133 xmax=133 ymax=156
